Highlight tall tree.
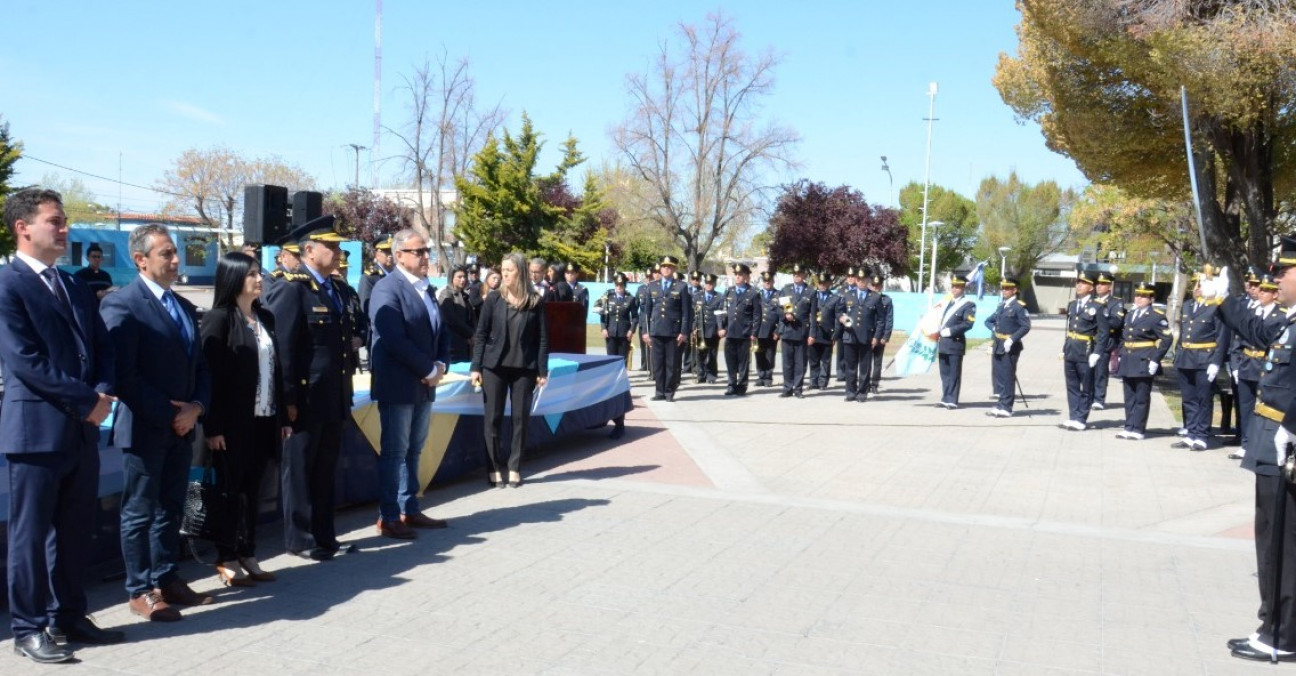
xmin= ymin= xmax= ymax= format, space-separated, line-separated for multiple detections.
xmin=613 ymin=12 xmax=798 ymax=269
xmin=387 ymin=50 xmax=505 ymax=269
xmin=897 ymin=182 xmax=978 ymax=280
xmin=41 ymin=173 xmax=112 ymax=225
xmin=975 ymin=172 xmax=1073 ymax=285
xmin=0 ymin=116 xmax=22 ymax=256
xmin=592 ymin=162 xmax=682 ymax=273
xmin=1068 ymin=183 xmax=1197 ymax=273
xmin=156 ymin=147 xmax=316 ymax=249
xmin=323 ymin=189 xmax=413 ymax=245
xmin=994 ymin=0 xmax=1296 ymax=277
xmin=767 ymin=180 xmax=908 ymax=275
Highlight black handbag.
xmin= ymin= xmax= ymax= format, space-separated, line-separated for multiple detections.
xmin=180 ymin=455 xmax=233 ymax=546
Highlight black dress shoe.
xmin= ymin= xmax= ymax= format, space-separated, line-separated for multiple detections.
xmin=609 ymin=426 xmax=625 ymax=440
xmin=48 ymin=617 xmax=124 ymax=645
xmin=14 ymin=632 xmax=74 ymax=663
xmin=1170 ymin=440 xmax=1191 ymax=449
xmin=724 ymin=388 xmax=735 ymax=396
xmin=1232 ymin=642 xmax=1296 ymax=662
xmin=1227 ymin=637 xmax=1251 ymax=650
xmin=651 ymin=394 xmax=665 ymax=401
xmin=794 ymin=391 xmax=804 ymax=399
xmin=779 ymin=391 xmax=793 ymax=398
xmin=289 ymin=547 xmax=334 ymax=561
xmin=666 ymin=392 xmax=675 ymax=402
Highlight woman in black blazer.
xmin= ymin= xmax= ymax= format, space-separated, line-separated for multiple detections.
xmin=199 ymin=252 xmax=291 ymax=585
xmin=470 ymin=252 xmax=549 ymax=488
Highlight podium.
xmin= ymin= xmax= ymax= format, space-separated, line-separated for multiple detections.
xmin=545 ymin=301 xmax=586 ymax=354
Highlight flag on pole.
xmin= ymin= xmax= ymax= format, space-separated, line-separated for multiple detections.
xmin=968 ymin=261 xmax=987 ymax=299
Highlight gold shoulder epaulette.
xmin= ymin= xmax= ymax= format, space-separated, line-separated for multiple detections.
xmin=270 ymin=269 xmax=285 ymax=279
xmin=1017 ymin=299 xmax=1027 ymax=307
xmin=1153 ymin=308 xmax=1166 ymax=315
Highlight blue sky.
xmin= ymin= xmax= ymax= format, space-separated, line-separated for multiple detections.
xmin=1 ymin=0 xmax=1086 ymax=221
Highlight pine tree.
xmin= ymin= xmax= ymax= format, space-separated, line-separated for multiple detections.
xmin=0 ymin=117 xmax=24 ymax=256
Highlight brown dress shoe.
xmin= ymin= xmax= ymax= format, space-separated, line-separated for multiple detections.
xmin=401 ymin=512 xmax=448 ymax=529
xmin=129 ymin=591 xmax=181 ymax=622
xmin=377 ymin=518 xmax=417 ymax=539
xmin=158 ymin=579 xmax=214 ymax=606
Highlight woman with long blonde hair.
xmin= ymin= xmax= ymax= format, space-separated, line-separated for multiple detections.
xmin=470 ymin=253 xmax=549 ymax=487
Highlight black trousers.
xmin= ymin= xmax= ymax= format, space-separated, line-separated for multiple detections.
xmin=808 ymin=340 xmax=833 ymax=388
xmin=637 ymin=331 xmax=651 ymax=371
xmin=1238 ymin=378 xmax=1260 ymax=450
xmin=755 ymin=338 xmax=778 ymax=384
xmin=6 ymin=435 xmax=98 ymax=639
xmin=992 ymin=350 xmax=1021 ymax=412
xmin=841 ymin=342 xmax=869 ymax=398
xmin=869 ymin=343 xmax=886 ymax=390
xmin=481 ymin=366 xmax=538 ymax=474
xmin=938 ymin=352 xmax=964 ymax=405
xmin=1092 ymin=350 xmax=1113 ymax=405
xmin=697 ymin=338 xmax=719 ymax=380
xmin=1121 ymin=376 xmax=1153 ymax=434
xmin=1063 ymin=359 xmax=1093 ymax=423
xmin=724 ymin=337 xmax=752 ymax=391
xmin=281 ymin=418 xmax=343 ymax=552
xmin=837 ymin=343 xmax=848 ymax=381
xmin=605 ymin=336 xmax=630 ymax=364
xmin=651 ymin=335 xmax=683 ymax=396
xmin=217 ymin=415 xmax=275 ymax=560
xmin=781 ymin=339 xmax=807 ymax=393
xmin=1178 ymin=367 xmax=1213 ymax=442
xmin=683 ymin=340 xmax=695 ymax=374
xmin=1253 ymin=462 xmax=1296 ymax=652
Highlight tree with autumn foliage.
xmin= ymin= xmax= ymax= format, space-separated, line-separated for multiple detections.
xmin=995 ymin=0 xmax=1296 ymax=278
xmin=766 ymin=180 xmax=907 ymax=276
xmin=323 ymin=189 xmax=413 ymax=245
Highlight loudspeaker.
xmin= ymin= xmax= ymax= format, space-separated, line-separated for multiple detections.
xmin=243 ymin=184 xmax=288 ymax=244
xmin=291 ymin=191 xmax=323 ymax=227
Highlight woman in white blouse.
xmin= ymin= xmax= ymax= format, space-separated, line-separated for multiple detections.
xmin=199 ymin=253 xmax=291 ymax=586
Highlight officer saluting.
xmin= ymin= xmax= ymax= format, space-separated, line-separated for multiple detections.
xmin=1113 ymin=282 xmax=1171 ymax=440
xmin=642 ymin=256 xmax=692 ymax=401
xmin=1060 ymin=270 xmax=1108 ymax=431
xmin=1213 ymin=239 xmax=1296 ymax=661
xmin=721 ymin=263 xmax=760 ymax=396
xmin=262 ymin=215 xmax=357 ymax=560
xmin=984 ymin=276 xmax=1032 ymax=417
xmin=754 ymin=271 xmax=781 ymax=386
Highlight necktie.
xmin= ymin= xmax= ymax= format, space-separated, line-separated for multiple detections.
xmin=163 ymin=291 xmax=192 ymax=349
xmin=41 ymin=268 xmax=69 ymax=309
xmin=664 ymin=280 xmax=671 ymax=292
xmin=323 ymin=279 xmax=342 ymax=312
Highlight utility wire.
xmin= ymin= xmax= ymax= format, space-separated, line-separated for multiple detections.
xmin=21 ymin=155 xmax=189 ymax=199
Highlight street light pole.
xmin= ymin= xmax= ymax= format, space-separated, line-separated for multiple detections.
xmin=927 ymin=220 xmax=944 ymax=305
xmin=880 ymin=155 xmax=894 ymax=207
xmin=917 ymin=82 xmax=939 ymax=295
xmin=998 ymin=246 xmax=1012 ymax=279
xmin=344 ymin=144 xmax=368 ymax=189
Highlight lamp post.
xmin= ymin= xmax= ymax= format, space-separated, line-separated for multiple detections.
xmin=917 ymin=82 xmax=939 ymax=295
xmin=343 ymin=144 xmax=367 ymax=189
xmin=880 ymin=155 xmax=894 ymax=207
xmin=998 ymin=246 xmax=1012 ymax=279
xmin=927 ymin=220 xmax=944 ymax=304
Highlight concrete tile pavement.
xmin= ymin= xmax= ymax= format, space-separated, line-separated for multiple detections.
xmin=2 ymin=316 xmax=1278 ymax=674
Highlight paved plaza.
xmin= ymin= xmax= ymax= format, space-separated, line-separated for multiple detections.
xmin=2 ymin=316 xmax=1277 ymax=674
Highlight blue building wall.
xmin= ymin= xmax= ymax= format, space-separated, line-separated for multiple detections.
xmin=65 ymin=227 xmax=220 ymax=285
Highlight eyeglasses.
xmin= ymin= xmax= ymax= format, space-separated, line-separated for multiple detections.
xmin=400 ymin=247 xmax=431 ymax=257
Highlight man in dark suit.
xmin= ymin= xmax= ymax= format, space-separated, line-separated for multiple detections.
xmin=262 ymin=216 xmax=357 ymax=560
xmin=101 ymin=223 xmax=212 ymax=621
xmin=643 ymin=256 xmax=692 ymax=401
xmin=72 ymin=242 xmax=113 ymax=303
xmin=836 ymin=270 xmax=880 ymax=402
xmin=807 ymin=272 xmax=839 ymax=390
xmin=754 ymin=271 xmax=781 ymax=387
xmin=368 ymin=229 xmax=451 ymax=539
xmin=721 ymin=264 xmax=760 ymax=396
xmin=692 ymin=273 xmax=723 ymax=383
xmin=0 ymin=189 xmax=121 ymax=663
xmin=778 ymin=264 xmax=814 ymax=398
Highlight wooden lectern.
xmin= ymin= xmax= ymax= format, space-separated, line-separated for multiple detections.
xmin=545 ymin=301 xmax=587 ymax=354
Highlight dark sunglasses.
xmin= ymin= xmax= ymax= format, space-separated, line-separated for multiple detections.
xmin=400 ymin=247 xmax=431 ymax=257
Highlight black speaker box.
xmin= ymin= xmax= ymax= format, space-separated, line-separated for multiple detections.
xmin=291 ymin=191 xmax=323 ymax=227
xmin=243 ymin=184 xmax=288 ymax=244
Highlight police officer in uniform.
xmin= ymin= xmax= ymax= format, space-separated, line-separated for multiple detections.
xmin=754 ymin=271 xmax=781 ymax=386
xmin=1091 ymin=272 xmax=1126 ymax=410
xmin=635 ymin=266 xmax=656 ymax=375
xmin=643 ymin=256 xmax=692 ymax=401
xmin=465 ymin=261 xmax=483 ymax=327
xmin=335 ymin=251 xmax=367 ymax=374
xmin=261 ymin=216 xmax=356 ymax=560
xmin=1114 ymin=282 xmax=1171 ymax=440
xmin=358 ymin=236 xmax=393 ymax=318
xmin=692 ymin=273 xmax=723 ymax=383
xmin=836 ymin=267 xmax=859 ymax=381
xmin=601 ymin=272 xmax=638 ymax=366
xmin=984 ymin=276 xmax=1032 ymax=417
xmin=1061 ymin=270 xmax=1108 ymax=430
xmin=778 ymin=264 xmax=814 ymax=398
xmin=683 ymin=270 xmax=703 ymax=377
xmin=1173 ymin=268 xmax=1231 ymax=451
xmin=1214 ymin=239 xmax=1296 ymax=661
xmin=1229 ymin=273 xmax=1284 ymax=459
xmin=933 ymin=275 xmax=977 ymax=409
xmin=836 ymin=271 xmax=879 ymax=402
xmin=807 ymin=272 xmax=839 ymax=390
xmin=721 ymin=263 xmax=760 ymax=396
xmin=262 ymin=238 xmax=302 ymax=297
xmin=868 ymin=273 xmax=894 ymax=394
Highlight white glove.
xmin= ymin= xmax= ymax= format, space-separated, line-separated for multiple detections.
xmin=939 ymin=328 xmax=951 ymax=338
xmin=1275 ymin=425 xmax=1294 ymax=465
xmin=1148 ymin=361 xmax=1158 ymax=376
xmin=1233 ymin=369 xmax=1240 ymax=384
xmin=1206 ymin=364 xmax=1219 ymax=382
xmin=1088 ymin=354 xmax=1099 ymax=368
xmin=1003 ymin=338 xmax=1014 ymax=352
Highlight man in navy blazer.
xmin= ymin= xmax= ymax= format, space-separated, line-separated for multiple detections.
xmin=368 ymin=229 xmax=451 ymax=539
xmin=100 ymin=224 xmax=212 ymax=622
xmin=0 ymin=189 xmax=120 ymax=663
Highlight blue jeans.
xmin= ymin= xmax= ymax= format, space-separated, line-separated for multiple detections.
xmin=120 ymin=437 xmax=189 ymax=597
xmin=377 ymin=401 xmax=431 ymax=522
